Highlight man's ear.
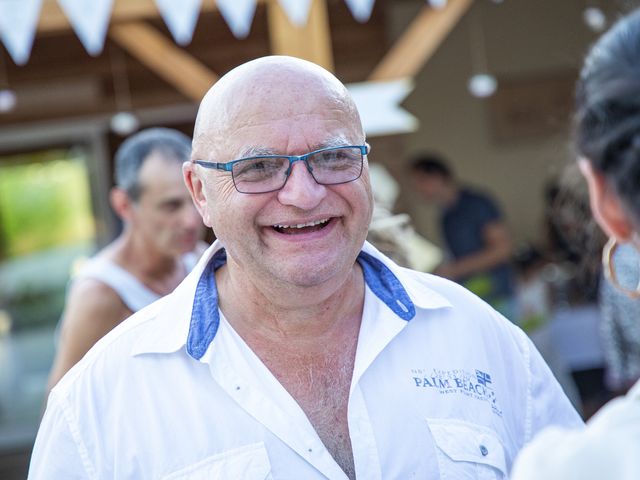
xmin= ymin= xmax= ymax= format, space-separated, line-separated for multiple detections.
xmin=183 ymin=162 xmax=212 ymax=227
xmin=109 ymin=187 xmax=135 ymax=222
xmin=579 ymin=159 xmax=634 ymax=241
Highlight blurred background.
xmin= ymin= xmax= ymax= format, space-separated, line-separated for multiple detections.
xmin=0 ymin=0 xmax=638 ymax=477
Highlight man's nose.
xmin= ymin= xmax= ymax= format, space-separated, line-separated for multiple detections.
xmin=277 ymin=161 xmax=327 ymax=209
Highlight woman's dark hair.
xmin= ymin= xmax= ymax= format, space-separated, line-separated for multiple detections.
xmin=575 ymin=9 xmax=640 ymax=223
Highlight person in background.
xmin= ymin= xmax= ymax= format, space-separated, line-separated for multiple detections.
xmin=46 ymin=128 xmax=206 ymax=392
xmin=538 ymin=166 xmax=611 ymax=418
xmin=30 ymin=56 xmax=580 ymax=479
xmin=512 ymin=9 xmax=640 ymax=479
xmin=367 ymin=162 xmax=443 ymax=272
xmin=411 ymin=155 xmax=515 ymax=317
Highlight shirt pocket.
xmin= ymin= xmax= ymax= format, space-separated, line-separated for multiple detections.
xmin=426 ymin=418 xmax=507 ymax=480
xmin=162 ymin=442 xmax=272 ymax=480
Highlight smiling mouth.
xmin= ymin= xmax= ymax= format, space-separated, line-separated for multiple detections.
xmin=272 ymin=218 xmax=331 ymax=234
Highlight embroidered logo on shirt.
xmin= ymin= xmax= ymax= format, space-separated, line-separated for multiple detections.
xmin=411 ymin=368 xmax=502 ymax=417
xmin=475 ymin=370 xmax=492 ymax=386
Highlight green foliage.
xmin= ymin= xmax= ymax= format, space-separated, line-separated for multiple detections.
xmin=462 ymin=274 xmax=494 ymax=299
xmin=0 ymin=150 xmax=97 ymax=329
xmin=0 ymin=152 xmax=95 ymax=258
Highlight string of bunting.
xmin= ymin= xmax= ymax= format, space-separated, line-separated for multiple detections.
xmin=0 ymin=0 xmax=402 ymax=66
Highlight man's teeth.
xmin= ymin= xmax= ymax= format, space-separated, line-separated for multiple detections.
xmin=273 ymin=218 xmax=330 ymax=229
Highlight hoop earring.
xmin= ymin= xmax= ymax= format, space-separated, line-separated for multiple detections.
xmin=602 ymin=237 xmax=640 ymax=299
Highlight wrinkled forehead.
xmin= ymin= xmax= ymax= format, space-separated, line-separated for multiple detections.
xmin=192 ymin=58 xmax=363 ymax=159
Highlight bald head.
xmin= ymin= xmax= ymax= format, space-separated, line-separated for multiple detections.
xmin=184 ymin=56 xmax=374 ymax=290
xmin=192 ymin=56 xmax=364 ymax=162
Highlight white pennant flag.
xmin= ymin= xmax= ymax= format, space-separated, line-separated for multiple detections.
xmin=277 ymin=0 xmax=313 ymax=27
xmin=428 ymin=0 xmax=448 ymax=9
xmin=344 ymin=0 xmax=375 ymax=23
xmin=216 ymin=0 xmax=257 ymax=39
xmin=347 ymin=79 xmax=418 ymax=137
xmin=58 ymin=0 xmax=114 ymax=56
xmin=155 ymin=0 xmax=202 ymax=46
xmin=0 ymin=0 xmax=42 ymax=65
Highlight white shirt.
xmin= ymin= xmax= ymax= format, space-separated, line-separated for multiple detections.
xmin=511 ymin=380 xmax=640 ymax=480
xmin=29 ymin=241 xmax=582 ymax=479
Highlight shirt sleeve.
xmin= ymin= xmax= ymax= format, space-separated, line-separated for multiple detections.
xmin=473 ymin=192 xmax=502 ymax=226
xmin=511 ymin=393 xmax=640 ymax=480
xmin=28 ymin=390 xmax=95 ymax=480
xmin=511 ymin=426 xmax=611 ymax=480
xmin=522 ymin=328 xmax=584 ymax=441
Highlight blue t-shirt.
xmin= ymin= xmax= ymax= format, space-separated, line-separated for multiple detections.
xmin=441 ymin=188 xmax=514 ymax=301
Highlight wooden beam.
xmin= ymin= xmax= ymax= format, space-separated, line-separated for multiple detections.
xmin=368 ymin=0 xmax=473 ymax=81
xmin=38 ymin=0 xmax=265 ymax=33
xmin=266 ymin=0 xmax=334 ymax=72
xmin=109 ymin=22 xmax=218 ymax=102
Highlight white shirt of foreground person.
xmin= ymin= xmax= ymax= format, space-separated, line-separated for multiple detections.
xmin=29 ymin=240 xmax=582 ymax=480
xmin=512 ymin=380 xmax=640 ymax=480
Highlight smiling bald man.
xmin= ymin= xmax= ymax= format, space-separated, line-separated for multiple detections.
xmin=29 ymin=56 xmax=581 ymax=480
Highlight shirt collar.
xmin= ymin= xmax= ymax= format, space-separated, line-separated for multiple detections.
xmin=132 ymin=240 xmax=451 ymax=358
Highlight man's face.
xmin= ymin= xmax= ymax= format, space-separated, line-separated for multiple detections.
xmin=189 ymin=64 xmax=373 ymax=288
xmin=131 ymin=152 xmax=203 ymax=257
xmin=414 ymin=173 xmax=450 ymax=207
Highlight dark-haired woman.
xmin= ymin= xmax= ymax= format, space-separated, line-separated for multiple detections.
xmin=512 ymin=9 xmax=640 ymax=480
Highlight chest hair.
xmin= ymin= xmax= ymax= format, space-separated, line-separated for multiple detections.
xmin=258 ymin=341 xmax=358 ymax=479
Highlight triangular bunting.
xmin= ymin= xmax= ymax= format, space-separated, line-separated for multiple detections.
xmin=344 ymin=0 xmax=375 ymax=23
xmin=155 ymin=0 xmax=202 ymax=46
xmin=0 ymin=0 xmax=43 ymax=65
xmin=216 ymin=0 xmax=257 ymax=39
xmin=347 ymin=79 xmax=418 ymax=137
xmin=57 ymin=0 xmax=114 ymax=56
xmin=277 ymin=0 xmax=313 ymax=27
xmin=428 ymin=0 xmax=448 ymax=9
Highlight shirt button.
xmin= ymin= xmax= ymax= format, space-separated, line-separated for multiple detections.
xmin=479 ymin=445 xmax=488 ymax=456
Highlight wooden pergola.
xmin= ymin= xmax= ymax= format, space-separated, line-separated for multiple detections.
xmin=0 ymin=0 xmax=472 ymax=127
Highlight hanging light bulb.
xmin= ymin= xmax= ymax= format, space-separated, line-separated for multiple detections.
xmin=109 ymin=47 xmax=139 ymax=136
xmin=110 ymin=111 xmax=139 ymax=136
xmin=0 ymin=52 xmax=16 ymax=113
xmin=0 ymin=89 xmax=16 ymax=113
xmin=583 ymin=7 xmax=606 ymax=32
xmin=468 ymin=74 xmax=497 ymax=98
xmin=467 ymin=5 xmax=497 ymax=98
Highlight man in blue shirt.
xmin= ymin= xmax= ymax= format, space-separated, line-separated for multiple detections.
xmin=412 ymin=154 xmax=515 ymax=316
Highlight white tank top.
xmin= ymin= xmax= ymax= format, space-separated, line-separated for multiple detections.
xmin=75 ymin=253 xmax=199 ymax=312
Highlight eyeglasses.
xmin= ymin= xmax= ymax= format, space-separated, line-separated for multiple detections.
xmin=194 ymin=144 xmax=369 ymax=194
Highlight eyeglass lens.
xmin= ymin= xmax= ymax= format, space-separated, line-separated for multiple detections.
xmin=231 ymin=147 xmax=363 ymax=193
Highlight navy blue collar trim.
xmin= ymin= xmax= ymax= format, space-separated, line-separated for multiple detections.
xmin=357 ymin=250 xmax=415 ymax=320
xmin=186 ymin=248 xmax=416 ymax=360
xmin=186 ymin=249 xmax=227 ymax=359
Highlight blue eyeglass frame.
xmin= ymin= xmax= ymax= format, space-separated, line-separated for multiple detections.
xmin=193 ymin=144 xmax=369 ymax=174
